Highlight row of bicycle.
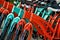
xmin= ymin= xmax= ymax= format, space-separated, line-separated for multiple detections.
xmin=0 ymin=0 xmax=60 ymax=40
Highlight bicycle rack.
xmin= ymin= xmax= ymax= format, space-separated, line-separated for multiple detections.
xmin=22 ymin=8 xmax=60 ymax=40
xmin=11 ymin=6 xmax=51 ymax=39
xmin=5 ymin=6 xmax=26 ymax=40
xmin=33 ymin=7 xmax=53 ymax=38
xmin=0 ymin=1 xmax=21 ymax=27
xmin=0 ymin=1 xmax=21 ymax=29
xmin=6 ymin=5 xmax=59 ymax=40
xmin=5 ymin=6 xmax=34 ymax=38
xmin=13 ymin=7 xmax=38 ymax=40
xmin=0 ymin=3 xmax=24 ymax=39
xmin=3 ymin=6 xmax=32 ymax=40
xmin=0 ymin=2 xmax=21 ymax=29
xmin=0 ymin=0 xmax=60 ymax=40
